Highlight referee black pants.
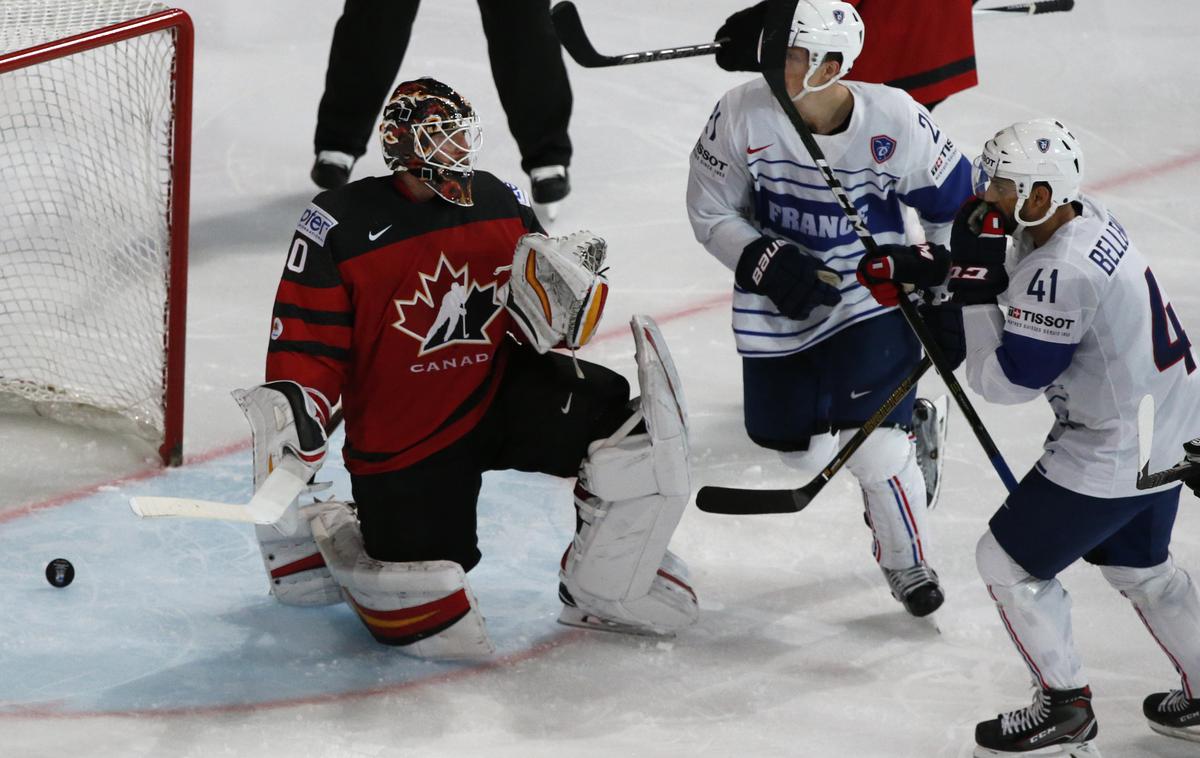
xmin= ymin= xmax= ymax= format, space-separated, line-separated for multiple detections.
xmin=314 ymin=0 xmax=573 ymax=174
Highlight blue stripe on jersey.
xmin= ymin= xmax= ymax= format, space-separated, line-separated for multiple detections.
xmin=754 ymin=189 xmax=905 ymax=253
xmin=749 ymin=157 xmax=902 ymax=181
xmin=996 ymin=332 xmax=1079 ymax=390
xmin=897 ymin=156 xmax=973 ymax=224
xmin=757 ymin=173 xmax=898 ymax=195
xmin=734 ymin=300 xmax=887 ymax=341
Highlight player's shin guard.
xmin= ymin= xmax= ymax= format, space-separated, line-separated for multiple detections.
xmin=558 ymin=315 xmax=698 ymax=635
xmin=1101 ymin=560 xmax=1200 ymax=701
xmin=977 ymin=529 xmax=1086 ymax=691
xmin=847 ymin=426 xmax=942 ymax=615
xmin=310 ymin=501 xmax=494 ymax=658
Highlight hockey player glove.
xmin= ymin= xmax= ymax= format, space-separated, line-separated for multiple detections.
xmin=715 ymin=1 xmax=766 ymax=72
xmin=918 ymin=304 xmax=966 ymax=372
xmin=735 ymin=235 xmax=842 ymax=320
xmin=947 ymin=198 xmax=1009 ymax=305
xmin=1183 ymin=438 xmax=1200 ymax=498
xmin=855 ymin=243 xmax=951 ymax=307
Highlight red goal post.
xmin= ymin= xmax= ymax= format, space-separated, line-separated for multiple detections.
xmin=0 ymin=2 xmax=193 ymax=465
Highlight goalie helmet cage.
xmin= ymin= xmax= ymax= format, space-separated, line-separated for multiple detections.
xmin=0 ymin=2 xmax=193 ymax=465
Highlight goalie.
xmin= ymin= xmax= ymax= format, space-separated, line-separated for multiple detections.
xmin=245 ymin=77 xmax=697 ymax=658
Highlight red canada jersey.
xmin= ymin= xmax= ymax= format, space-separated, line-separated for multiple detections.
xmin=266 ymin=172 xmax=541 ymax=475
xmin=846 ymin=0 xmax=977 ymax=107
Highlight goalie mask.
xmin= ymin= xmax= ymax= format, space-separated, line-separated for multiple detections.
xmin=379 ymin=78 xmax=483 ymax=206
xmin=972 ymin=118 xmax=1084 ymax=228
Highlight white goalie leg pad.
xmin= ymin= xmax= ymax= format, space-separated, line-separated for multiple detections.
xmin=845 ymin=426 xmax=931 ymax=570
xmin=309 ymin=501 xmax=494 ymax=658
xmin=562 ymin=316 xmax=697 ymax=633
xmin=254 ymin=517 xmax=342 ymax=607
xmin=1102 ymin=559 xmax=1200 ymax=697
xmin=977 ymin=529 xmax=1087 ymax=690
xmin=234 ymin=382 xmax=335 ymax=599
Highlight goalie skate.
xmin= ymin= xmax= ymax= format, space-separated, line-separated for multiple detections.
xmin=912 ymin=396 xmax=948 ymax=509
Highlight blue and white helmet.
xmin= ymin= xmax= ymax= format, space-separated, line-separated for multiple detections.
xmin=788 ymin=0 xmax=865 ymax=94
xmin=973 ymin=119 xmax=1084 ymax=227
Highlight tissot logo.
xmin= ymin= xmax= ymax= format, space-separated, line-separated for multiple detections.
xmin=393 ymin=254 xmax=502 ymax=356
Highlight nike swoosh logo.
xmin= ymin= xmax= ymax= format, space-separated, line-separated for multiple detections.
xmin=561 ymin=393 xmax=573 ymax=414
xmin=850 ymin=389 xmax=871 ymax=399
xmin=746 ymin=144 xmax=774 ymax=155
xmin=368 ymin=225 xmax=392 ymax=241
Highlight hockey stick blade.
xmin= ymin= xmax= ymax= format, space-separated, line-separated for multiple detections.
xmin=130 ymin=454 xmax=309 ymax=526
xmin=551 ymin=1 xmax=724 ymax=68
xmin=695 ymin=357 xmax=932 ymax=515
xmin=696 ymin=482 xmax=818 ymax=515
xmin=975 ymin=0 xmax=1074 ymax=15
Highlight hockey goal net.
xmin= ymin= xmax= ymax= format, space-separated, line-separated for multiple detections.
xmin=0 ymin=1 xmax=192 ymax=465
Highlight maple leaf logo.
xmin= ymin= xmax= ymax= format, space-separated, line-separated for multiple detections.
xmin=393 ymin=254 xmax=502 ymax=356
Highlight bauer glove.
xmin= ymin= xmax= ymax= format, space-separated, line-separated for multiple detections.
xmin=735 ymin=235 xmax=842 ymax=320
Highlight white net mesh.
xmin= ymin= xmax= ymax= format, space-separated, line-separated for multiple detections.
xmin=0 ymin=1 xmax=180 ymax=444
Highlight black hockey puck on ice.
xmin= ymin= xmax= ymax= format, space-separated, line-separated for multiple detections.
xmin=45 ymin=558 xmax=74 ymax=588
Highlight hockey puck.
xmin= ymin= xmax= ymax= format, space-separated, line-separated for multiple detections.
xmin=45 ymin=558 xmax=74 ymax=588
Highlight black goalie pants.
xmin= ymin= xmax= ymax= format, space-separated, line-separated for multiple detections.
xmin=350 ymin=346 xmax=630 ymax=570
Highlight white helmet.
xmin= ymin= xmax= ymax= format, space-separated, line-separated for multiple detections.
xmin=972 ymin=119 xmax=1084 ymax=228
xmin=788 ymin=0 xmax=865 ymax=94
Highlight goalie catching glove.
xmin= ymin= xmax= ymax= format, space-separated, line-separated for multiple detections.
xmin=506 ymin=230 xmax=609 ymax=353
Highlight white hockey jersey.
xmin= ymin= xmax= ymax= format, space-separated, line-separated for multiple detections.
xmin=686 ymin=78 xmax=973 ymax=357
xmin=962 ymin=194 xmax=1200 ymax=498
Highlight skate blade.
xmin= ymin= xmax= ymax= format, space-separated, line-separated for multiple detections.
xmin=1148 ymin=720 xmax=1200 ymax=743
xmin=973 ymin=741 xmax=1102 ymax=757
xmin=556 ymin=606 xmax=675 ymax=638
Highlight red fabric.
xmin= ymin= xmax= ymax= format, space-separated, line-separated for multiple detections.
xmin=845 ymin=0 xmax=977 ymax=107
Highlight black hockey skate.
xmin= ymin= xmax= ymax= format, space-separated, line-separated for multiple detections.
xmin=310 ymin=150 xmax=355 ymax=190
xmin=881 ymin=562 xmax=944 ymax=617
xmin=530 ymin=165 xmax=570 ymax=222
xmin=975 ymin=686 xmax=1101 ymax=757
xmin=912 ymin=396 xmax=947 ymax=508
xmin=1144 ymin=689 xmax=1200 ymax=743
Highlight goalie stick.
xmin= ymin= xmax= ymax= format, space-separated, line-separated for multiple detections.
xmin=1136 ymin=394 xmax=1200 ymax=490
xmin=550 ymin=0 xmax=1074 ymax=70
xmin=128 ymin=405 xmax=344 ymax=529
xmin=756 ymin=0 xmax=1018 ymax=494
xmin=696 ymin=357 xmax=932 ymax=515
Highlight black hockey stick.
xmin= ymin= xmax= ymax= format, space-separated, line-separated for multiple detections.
xmin=758 ymin=0 xmax=1019 ymax=494
xmin=696 ymin=357 xmax=932 ymax=515
xmin=550 ymin=0 xmax=1073 ymax=71
xmin=1135 ymin=394 xmax=1200 ymax=489
xmin=551 ymin=1 xmax=725 ymax=68
xmin=974 ymin=0 xmax=1075 ymax=15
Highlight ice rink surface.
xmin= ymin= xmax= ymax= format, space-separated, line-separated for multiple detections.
xmin=3 ymin=1 xmax=1200 ymax=756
